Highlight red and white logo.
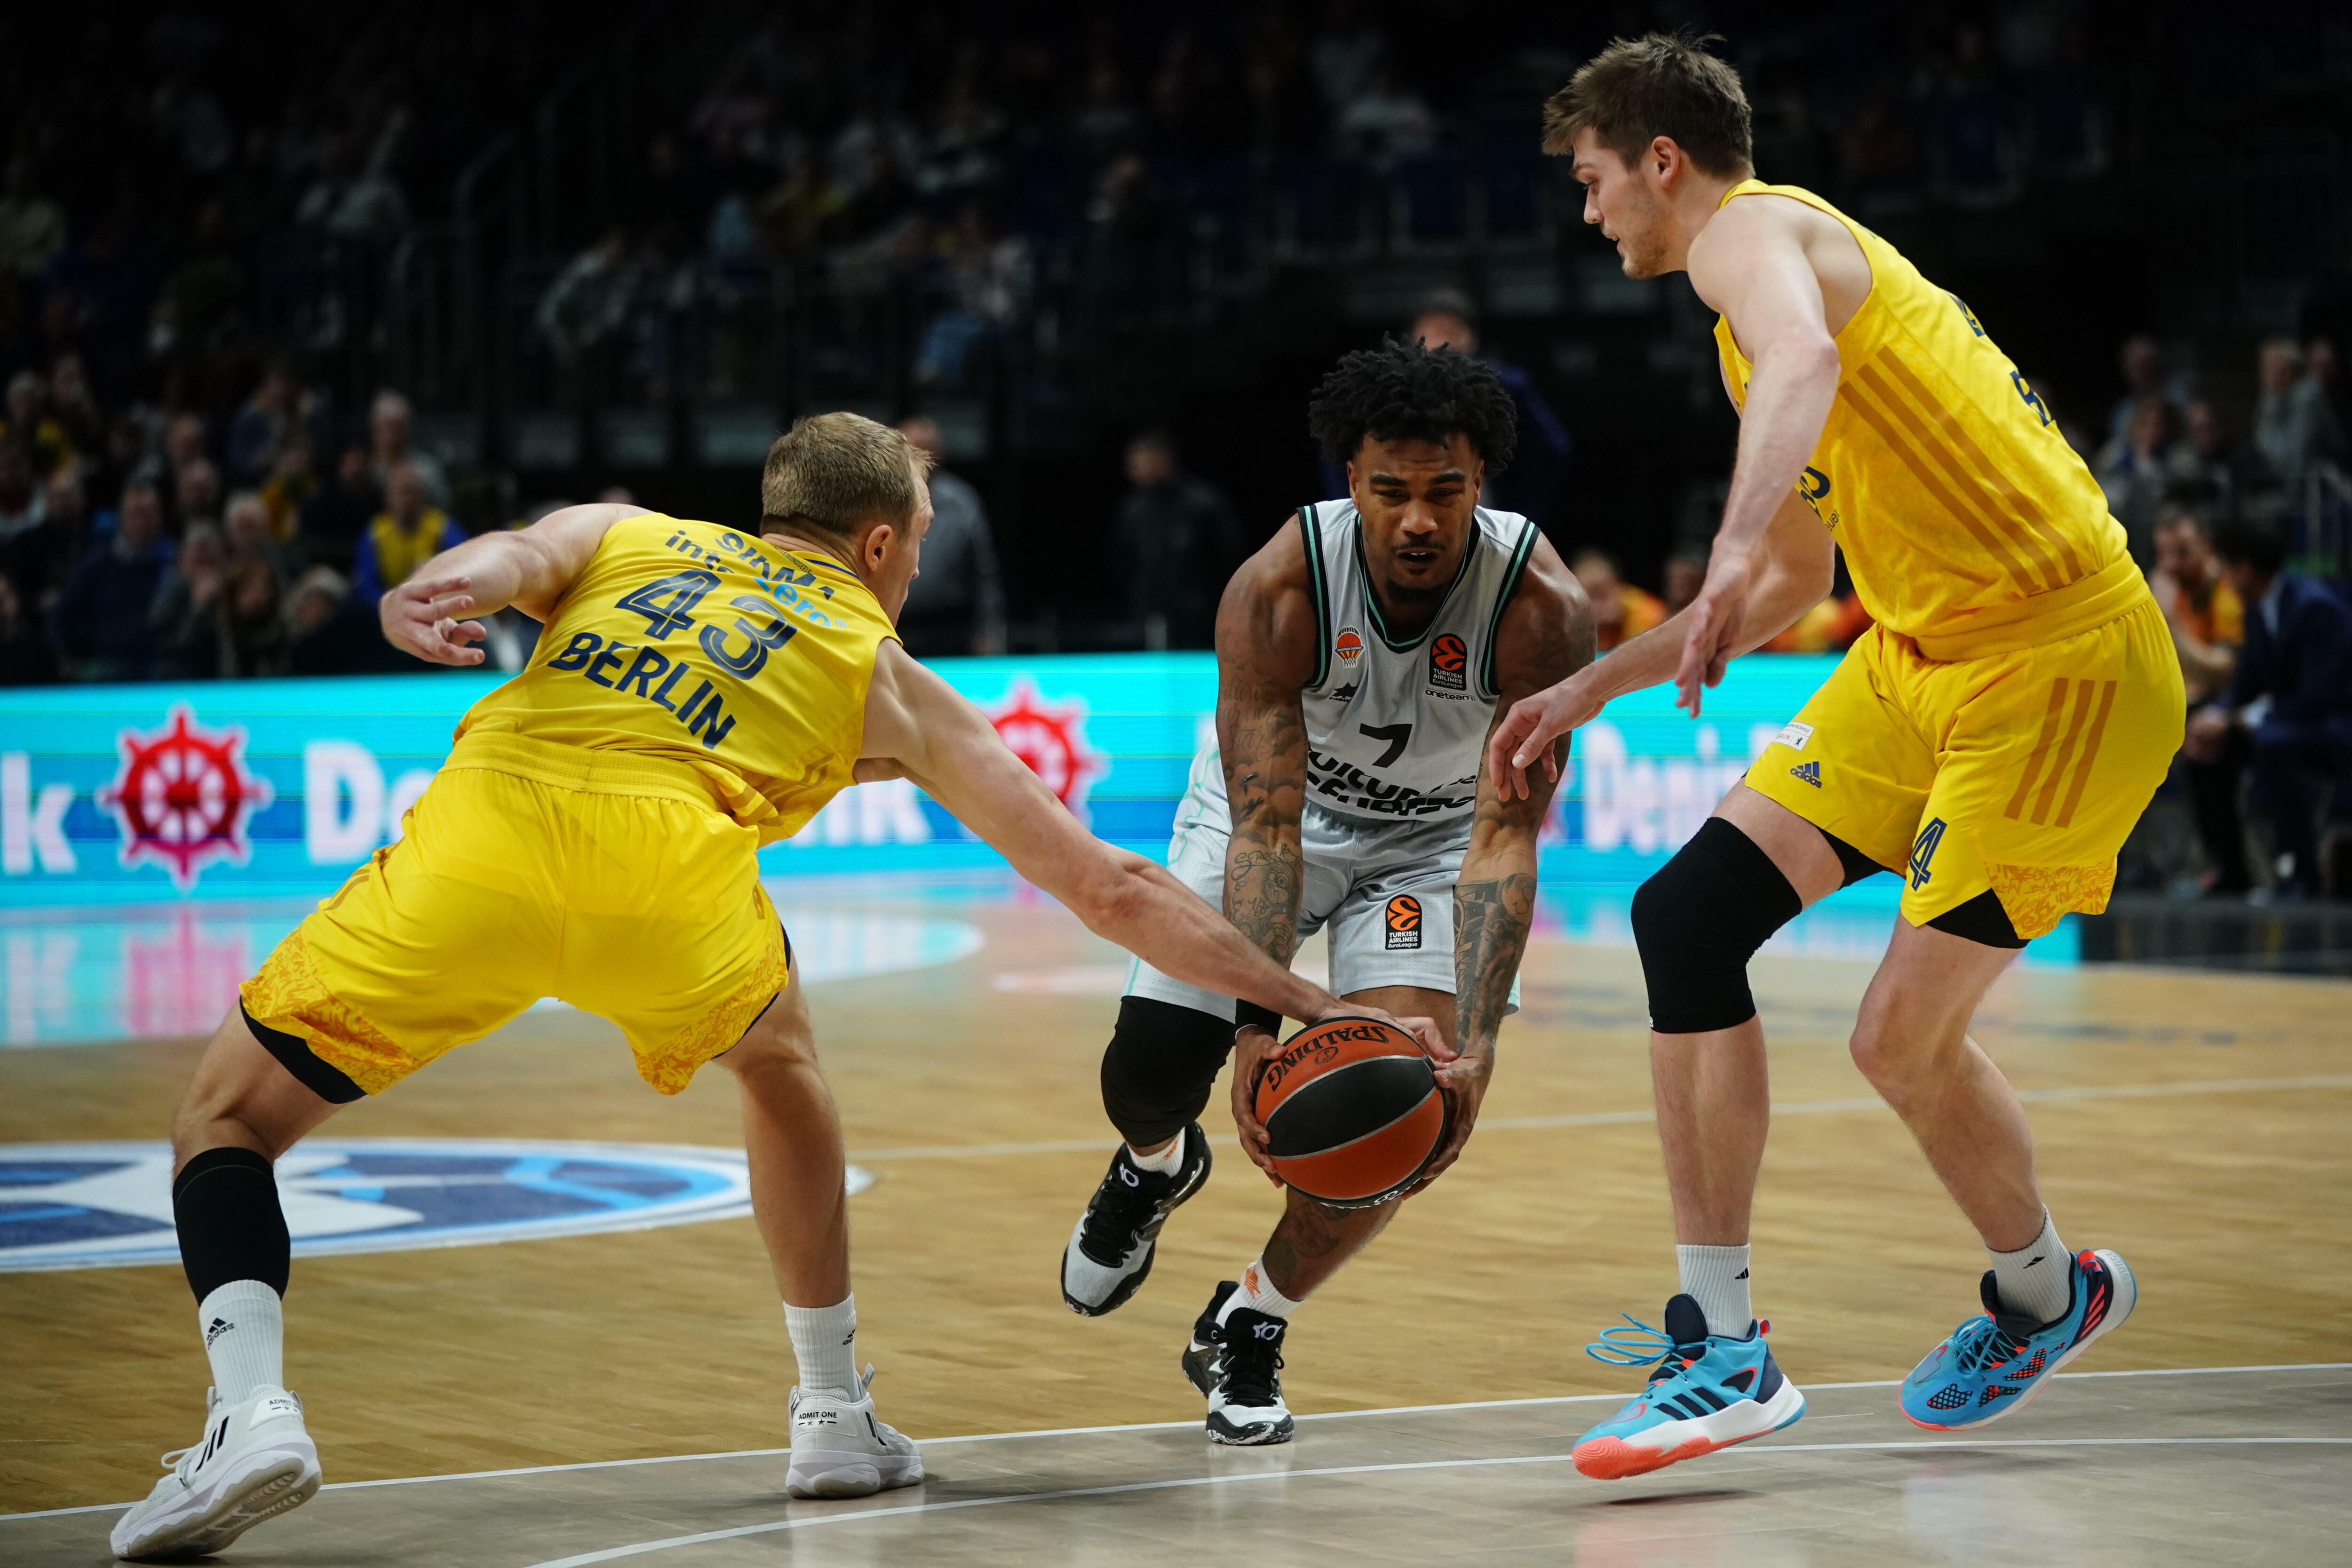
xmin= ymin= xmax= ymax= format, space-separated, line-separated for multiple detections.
xmin=1333 ymin=627 xmax=1364 ymax=665
xmin=99 ymin=706 xmax=275 ymax=891
xmin=982 ymin=680 xmax=1105 ymax=822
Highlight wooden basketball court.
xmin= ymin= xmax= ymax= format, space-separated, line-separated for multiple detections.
xmin=4 ymin=883 xmax=2348 ymax=1563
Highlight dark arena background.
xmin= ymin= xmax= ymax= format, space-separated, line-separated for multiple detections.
xmin=3 ymin=3 xmax=2349 ymax=1565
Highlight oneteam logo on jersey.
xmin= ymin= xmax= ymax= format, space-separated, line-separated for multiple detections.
xmin=1384 ymin=893 xmax=1423 ymax=950
xmin=1333 ymin=627 xmax=1365 ymax=666
xmin=1428 ymin=633 xmax=1468 ymax=693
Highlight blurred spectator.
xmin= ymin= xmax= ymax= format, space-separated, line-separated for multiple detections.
xmin=299 ymin=441 xmax=380 ymax=573
xmin=0 ymin=571 xmax=56 ymax=685
xmin=260 ymin=436 xmax=317 ymax=545
xmin=45 ymin=355 xmax=103 ymax=462
xmin=1114 ymin=429 xmax=1242 ymax=650
xmin=3 ymin=371 xmax=74 ymax=476
xmin=537 ymin=229 xmax=639 ymax=363
xmin=2149 ymin=508 xmax=2241 ymax=705
xmin=50 ymin=480 xmax=173 ymax=682
xmin=2097 ymin=394 xmax=2175 ymax=565
xmin=353 ymin=462 xmax=464 ymax=604
xmin=224 ymin=490 xmax=296 ymax=582
xmin=1661 ymin=549 xmax=1708 ymax=616
xmin=226 ymin=361 xmax=304 ymax=487
xmin=2183 ymin=521 xmax=2352 ymax=899
xmin=368 ymin=391 xmax=448 ymax=507
xmin=2165 ymin=399 xmax=2241 ymax=519
xmin=7 ymin=467 xmax=90 ymax=611
xmin=2251 ymin=338 xmax=2343 ymax=494
xmin=287 ymin=566 xmax=383 ymax=676
xmin=174 ymin=455 xmax=223 ymax=537
xmin=150 ymin=523 xmax=229 ymax=679
xmin=215 ymin=548 xmax=289 ymax=677
xmin=895 ymin=416 xmax=1005 ymax=657
xmin=0 ymin=158 xmax=68 ymax=281
xmin=915 ymin=204 xmax=1032 ymax=389
xmin=1407 ymin=300 xmax=1571 ymax=531
xmin=1572 ymin=549 xmax=1664 ymax=653
xmin=2105 ymin=334 xmax=2184 ymax=450
xmin=0 ymin=444 xmax=44 ymax=557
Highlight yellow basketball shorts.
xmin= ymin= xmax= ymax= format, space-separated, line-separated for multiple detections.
xmin=241 ymin=754 xmax=788 ymax=1097
xmin=1743 ymin=597 xmax=2185 ymax=939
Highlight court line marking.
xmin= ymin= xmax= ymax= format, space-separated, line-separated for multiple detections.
xmin=847 ymin=1075 xmax=2352 ymax=1160
xmin=8 ymin=1363 xmax=2344 ymax=1523
xmin=517 ymin=1435 xmax=2352 ymax=1568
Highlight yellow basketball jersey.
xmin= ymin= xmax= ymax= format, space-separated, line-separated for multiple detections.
xmin=457 ymin=512 xmax=898 ymax=842
xmin=1713 ymin=180 xmax=2140 ymax=659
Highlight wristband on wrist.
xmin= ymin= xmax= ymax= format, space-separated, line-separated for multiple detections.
xmin=1234 ymin=1001 xmax=1282 ymax=1037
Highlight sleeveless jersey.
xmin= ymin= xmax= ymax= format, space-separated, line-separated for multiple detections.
xmin=457 ymin=513 xmax=898 ymax=842
xmin=1294 ymin=497 xmax=1538 ymax=821
xmin=1713 ymin=180 xmax=2138 ymax=659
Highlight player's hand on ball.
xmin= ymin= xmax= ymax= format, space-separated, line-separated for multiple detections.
xmin=382 ymin=574 xmax=488 ymax=666
xmin=1490 ymin=677 xmax=1596 ymax=800
xmin=1229 ymin=1026 xmax=1286 ymax=1186
xmin=1411 ymin=1043 xmax=1494 ymax=1192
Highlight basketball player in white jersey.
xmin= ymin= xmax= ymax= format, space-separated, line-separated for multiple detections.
xmin=1059 ymin=341 xmax=1594 ymax=1443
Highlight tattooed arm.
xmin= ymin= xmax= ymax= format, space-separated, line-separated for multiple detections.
xmin=1419 ymin=534 xmax=1594 ymax=1186
xmin=1216 ymin=518 xmax=1323 ymax=1178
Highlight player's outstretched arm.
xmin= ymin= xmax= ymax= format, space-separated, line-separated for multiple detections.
xmin=1419 ymin=540 xmax=1592 ymax=1186
xmin=1674 ymin=202 xmax=1844 ymax=713
xmin=860 ymin=642 xmax=1372 ymax=1031
xmin=379 ymin=502 xmax=648 ymax=665
xmin=1489 ymin=489 xmax=1833 ymax=799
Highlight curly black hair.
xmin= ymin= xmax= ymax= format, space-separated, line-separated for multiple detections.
xmin=1307 ymin=337 xmax=1518 ymax=471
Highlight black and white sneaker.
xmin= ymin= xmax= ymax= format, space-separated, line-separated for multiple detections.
xmin=1061 ymin=1123 xmax=1212 ymax=1316
xmin=1181 ymin=1281 xmax=1295 ymax=1446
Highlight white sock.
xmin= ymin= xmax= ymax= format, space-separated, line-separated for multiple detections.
xmin=1128 ymin=1136 xmax=1184 ymax=1176
xmin=1220 ymin=1256 xmax=1305 ymax=1323
xmin=1987 ymin=1211 xmax=2071 ymax=1324
xmin=784 ymin=1295 xmax=860 ymax=1397
xmin=1676 ymin=1244 xmax=1753 ymax=1338
xmin=198 ymin=1281 xmax=285 ymax=1403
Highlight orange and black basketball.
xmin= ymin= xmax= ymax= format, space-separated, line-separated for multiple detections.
xmin=1252 ymin=1016 xmax=1450 ymax=1208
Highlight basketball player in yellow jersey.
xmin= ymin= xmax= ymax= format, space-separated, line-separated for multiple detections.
xmin=1487 ymin=36 xmax=2181 ymax=1480
xmin=112 ymin=414 xmax=1419 ymax=1562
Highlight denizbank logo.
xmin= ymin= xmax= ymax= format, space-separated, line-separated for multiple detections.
xmin=0 ymin=1140 xmax=873 ymax=1272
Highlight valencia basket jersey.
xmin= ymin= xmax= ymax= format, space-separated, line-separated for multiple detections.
xmin=1295 ymin=498 xmax=1538 ymax=821
xmin=458 ymin=513 xmax=898 ymax=842
xmin=1713 ymin=180 xmax=2140 ymax=660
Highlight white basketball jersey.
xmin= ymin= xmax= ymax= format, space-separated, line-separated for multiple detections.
xmin=1294 ymin=497 xmax=1539 ymax=822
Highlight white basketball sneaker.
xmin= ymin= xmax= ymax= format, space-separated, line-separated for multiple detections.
xmin=1181 ymin=1281 xmax=1295 ymax=1446
xmin=787 ymin=1366 xmax=924 ymax=1499
xmin=111 ymin=1385 xmax=321 ymax=1561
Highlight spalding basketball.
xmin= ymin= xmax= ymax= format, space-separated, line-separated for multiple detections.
xmin=1252 ymin=1016 xmax=1450 ymax=1208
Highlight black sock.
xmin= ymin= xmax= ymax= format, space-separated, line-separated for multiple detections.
xmin=173 ymin=1147 xmax=291 ymax=1302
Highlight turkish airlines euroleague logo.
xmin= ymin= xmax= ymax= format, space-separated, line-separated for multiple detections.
xmin=1384 ymin=894 xmax=1422 ymax=950
xmin=1429 ymin=633 xmax=1467 ymax=692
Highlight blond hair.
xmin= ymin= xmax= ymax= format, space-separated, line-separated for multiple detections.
xmin=759 ymin=412 xmax=933 ymax=541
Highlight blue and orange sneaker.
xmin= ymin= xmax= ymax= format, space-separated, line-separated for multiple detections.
xmin=1570 ymin=1294 xmax=1806 ymax=1480
xmin=1900 ymin=1248 xmax=2137 ymax=1430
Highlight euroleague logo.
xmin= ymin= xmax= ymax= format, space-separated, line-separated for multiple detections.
xmin=1333 ymin=626 xmax=1365 ymax=666
xmin=1428 ymin=632 xmax=1468 ymax=692
xmin=1384 ymin=893 xmax=1423 ymax=950
xmin=981 ymin=678 xmax=1106 ymax=823
xmin=99 ymin=705 xmax=274 ymax=891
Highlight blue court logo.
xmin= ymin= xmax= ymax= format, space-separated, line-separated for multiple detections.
xmin=0 ymin=1140 xmax=873 ymax=1274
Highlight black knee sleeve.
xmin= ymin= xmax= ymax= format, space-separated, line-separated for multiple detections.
xmin=1098 ymin=996 xmax=1239 ymax=1148
xmin=172 ymin=1146 xmax=291 ymax=1302
xmin=1634 ymin=818 xmax=1803 ymax=1035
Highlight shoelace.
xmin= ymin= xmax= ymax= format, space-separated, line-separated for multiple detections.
xmin=1584 ymin=1315 xmax=1696 ymax=1372
xmin=1076 ymin=1157 xmax=1168 ymax=1265
xmin=159 ymin=1446 xmax=198 ymax=1483
xmin=1220 ymin=1327 xmax=1285 ymax=1406
xmin=1948 ymin=1313 xmax=2028 ymax=1376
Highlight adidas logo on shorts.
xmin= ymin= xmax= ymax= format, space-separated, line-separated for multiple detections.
xmin=1789 ymin=761 xmax=1822 ymax=788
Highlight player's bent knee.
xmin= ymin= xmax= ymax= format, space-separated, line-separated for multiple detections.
xmin=1099 ymin=996 xmax=1237 ymax=1148
xmin=1634 ymin=818 xmax=1804 ymax=1035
